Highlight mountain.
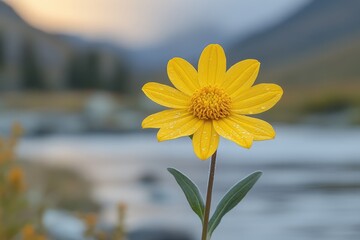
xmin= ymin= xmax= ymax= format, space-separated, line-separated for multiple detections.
xmin=228 ymin=0 xmax=360 ymax=122
xmin=2 ymin=0 xmax=359 ymax=123
xmin=0 ymin=1 xmax=129 ymax=91
xmin=229 ymin=0 xmax=360 ymax=66
xmin=0 ymin=0 xmax=22 ymax=21
xmin=0 ymin=0 xmax=73 ymax=89
xmin=127 ymin=25 xmax=224 ymax=72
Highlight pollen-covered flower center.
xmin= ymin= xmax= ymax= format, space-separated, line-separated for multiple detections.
xmin=189 ymin=86 xmax=231 ymax=120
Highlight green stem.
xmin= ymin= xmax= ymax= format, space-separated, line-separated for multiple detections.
xmin=201 ymin=151 xmax=217 ymax=240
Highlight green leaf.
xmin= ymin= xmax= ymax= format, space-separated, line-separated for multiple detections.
xmin=167 ymin=168 xmax=205 ymax=223
xmin=208 ymin=171 xmax=262 ymax=236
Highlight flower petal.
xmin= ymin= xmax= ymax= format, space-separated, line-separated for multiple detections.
xmin=157 ymin=116 xmax=203 ymax=141
xmin=213 ymin=117 xmax=253 ymax=148
xmin=222 ymin=59 xmax=260 ymax=97
xmin=198 ymin=44 xmax=226 ymax=87
xmin=142 ymin=109 xmax=190 ymax=128
xmin=167 ymin=58 xmax=200 ymax=96
xmin=192 ymin=121 xmax=219 ymax=160
xmin=231 ymin=115 xmax=275 ymax=140
xmin=231 ymin=84 xmax=283 ymax=115
xmin=142 ymin=82 xmax=190 ymax=108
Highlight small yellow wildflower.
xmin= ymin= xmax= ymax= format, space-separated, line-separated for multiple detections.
xmin=115 ymin=202 xmax=127 ymax=240
xmin=0 ymin=148 xmax=14 ymax=164
xmin=142 ymin=44 xmax=283 ymax=160
xmin=9 ymin=122 xmax=24 ymax=147
xmin=83 ymin=213 xmax=97 ymax=228
xmin=11 ymin=122 xmax=24 ymax=138
xmin=81 ymin=213 xmax=98 ymax=238
xmin=22 ymin=224 xmax=36 ymax=239
xmin=21 ymin=224 xmax=46 ymax=240
xmin=7 ymin=166 xmax=25 ymax=192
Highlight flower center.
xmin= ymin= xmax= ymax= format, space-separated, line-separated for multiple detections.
xmin=189 ymin=86 xmax=231 ymax=120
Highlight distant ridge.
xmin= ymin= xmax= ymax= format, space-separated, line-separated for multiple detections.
xmin=0 ymin=0 xmax=22 ymax=20
xmin=228 ymin=0 xmax=360 ymax=70
xmin=0 ymin=1 xmax=129 ymax=91
xmin=228 ymin=0 xmax=360 ymax=122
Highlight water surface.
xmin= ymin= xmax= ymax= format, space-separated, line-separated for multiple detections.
xmin=18 ymin=125 xmax=360 ymax=240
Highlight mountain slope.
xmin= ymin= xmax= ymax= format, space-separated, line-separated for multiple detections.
xmin=228 ymin=0 xmax=360 ymax=70
xmin=0 ymin=1 xmax=75 ymax=89
xmin=0 ymin=1 xmax=129 ymax=91
xmin=227 ymin=0 xmax=360 ymax=123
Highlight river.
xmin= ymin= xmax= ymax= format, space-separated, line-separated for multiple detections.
xmin=17 ymin=125 xmax=360 ymax=240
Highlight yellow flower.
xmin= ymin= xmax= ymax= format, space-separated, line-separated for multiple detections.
xmin=0 ymin=148 xmax=14 ymax=164
xmin=142 ymin=44 xmax=283 ymax=160
xmin=22 ymin=224 xmax=36 ymax=239
xmin=11 ymin=122 xmax=24 ymax=138
xmin=21 ymin=224 xmax=47 ymax=240
xmin=83 ymin=213 xmax=97 ymax=228
xmin=7 ymin=166 xmax=25 ymax=192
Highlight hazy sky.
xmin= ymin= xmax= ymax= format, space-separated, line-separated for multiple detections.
xmin=6 ymin=0 xmax=310 ymax=49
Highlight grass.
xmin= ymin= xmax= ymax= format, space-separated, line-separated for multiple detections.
xmin=0 ymin=91 xmax=135 ymax=112
xmin=0 ymin=91 xmax=91 ymax=112
xmin=1 ymin=85 xmax=360 ymax=125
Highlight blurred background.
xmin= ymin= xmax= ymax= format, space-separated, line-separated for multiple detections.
xmin=0 ymin=0 xmax=360 ymax=239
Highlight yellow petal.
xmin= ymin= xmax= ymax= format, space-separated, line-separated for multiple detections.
xmin=231 ymin=84 xmax=283 ymax=115
xmin=231 ymin=115 xmax=275 ymax=140
xmin=167 ymin=58 xmax=200 ymax=96
xmin=157 ymin=116 xmax=203 ymax=141
xmin=142 ymin=109 xmax=191 ymax=128
xmin=222 ymin=59 xmax=260 ymax=97
xmin=192 ymin=121 xmax=219 ymax=160
xmin=198 ymin=44 xmax=226 ymax=87
xmin=213 ymin=117 xmax=253 ymax=148
xmin=142 ymin=82 xmax=190 ymax=108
